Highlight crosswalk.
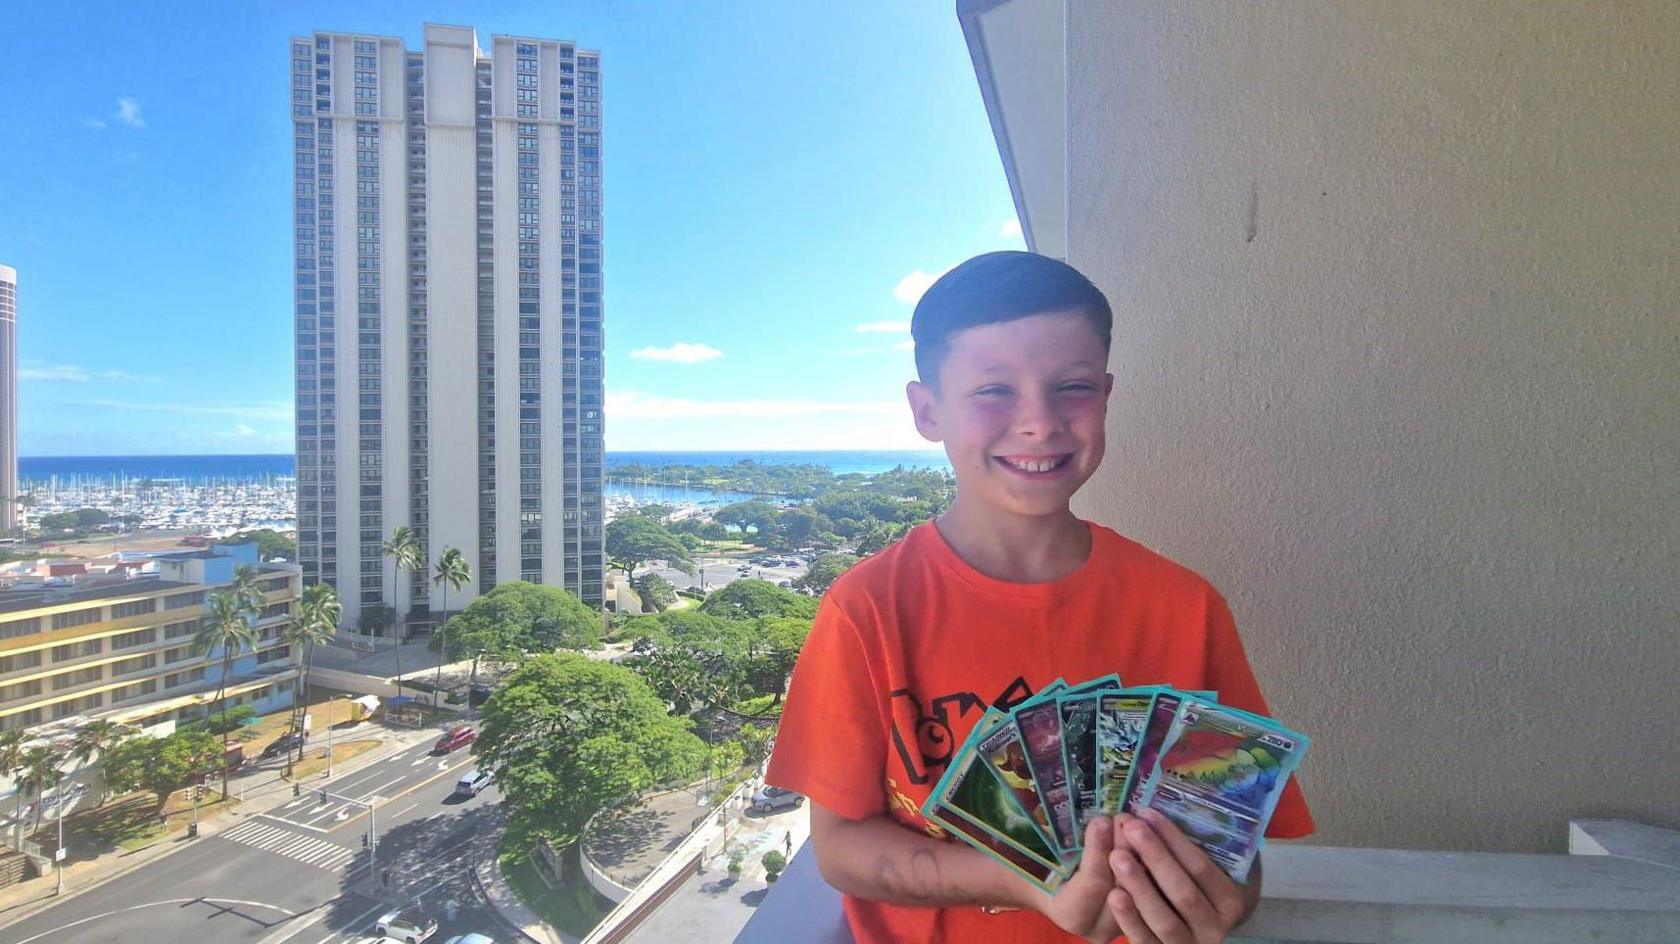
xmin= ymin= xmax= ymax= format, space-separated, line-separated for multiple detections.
xmin=218 ymin=818 xmax=359 ymax=872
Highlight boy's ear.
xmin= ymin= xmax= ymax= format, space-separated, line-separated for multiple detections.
xmin=906 ymin=380 xmax=943 ymax=443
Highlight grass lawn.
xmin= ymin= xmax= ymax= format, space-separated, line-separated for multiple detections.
xmin=288 ymin=739 xmax=381 ymax=780
xmin=502 ymin=850 xmax=613 ymax=939
xmin=731 ymin=694 xmax=782 ymax=717
xmin=77 ymin=790 xmax=240 ymax=852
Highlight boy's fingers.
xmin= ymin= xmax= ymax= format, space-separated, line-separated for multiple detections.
xmin=1139 ymin=809 xmax=1246 ymax=924
xmin=1108 ymin=845 xmax=1191 ymax=943
xmin=1080 ymin=815 xmax=1115 ymax=884
xmin=1107 ymin=886 xmax=1161 ymax=944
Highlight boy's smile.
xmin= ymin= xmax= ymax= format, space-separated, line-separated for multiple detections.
xmin=909 ymin=310 xmax=1113 ymax=519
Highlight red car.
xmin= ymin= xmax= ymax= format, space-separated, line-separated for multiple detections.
xmin=434 ymin=725 xmax=477 ymax=754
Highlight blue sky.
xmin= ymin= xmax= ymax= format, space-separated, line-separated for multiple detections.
xmin=0 ymin=1 xmax=1022 ymax=456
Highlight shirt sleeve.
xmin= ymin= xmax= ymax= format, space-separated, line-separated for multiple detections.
xmin=1201 ymin=590 xmax=1317 ymax=840
xmin=765 ymin=593 xmax=889 ymax=821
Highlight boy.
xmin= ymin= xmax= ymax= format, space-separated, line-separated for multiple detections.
xmin=766 ymin=251 xmax=1313 ymax=943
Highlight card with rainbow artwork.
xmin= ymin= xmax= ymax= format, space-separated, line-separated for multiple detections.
xmin=1133 ymin=698 xmax=1309 ymax=882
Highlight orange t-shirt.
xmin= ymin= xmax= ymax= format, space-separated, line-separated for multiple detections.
xmin=766 ymin=519 xmax=1314 ymax=944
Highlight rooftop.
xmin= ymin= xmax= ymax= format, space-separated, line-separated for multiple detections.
xmin=0 ymin=575 xmax=194 ymax=615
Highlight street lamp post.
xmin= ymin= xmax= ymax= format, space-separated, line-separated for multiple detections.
xmin=325 ymin=693 xmax=350 ymax=778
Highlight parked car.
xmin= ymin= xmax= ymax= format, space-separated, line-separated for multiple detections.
xmin=454 ymin=768 xmax=494 ymax=797
xmin=442 ymin=935 xmax=495 ymax=944
xmin=375 ymin=908 xmax=438 ymax=943
xmin=262 ymin=731 xmax=307 ymax=759
xmin=349 ymin=938 xmax=395 ymax=944
xmin=433 ymin=725 xmax=477 ymax=754
xmin=751 ymin=784 xmax=806 ymax=813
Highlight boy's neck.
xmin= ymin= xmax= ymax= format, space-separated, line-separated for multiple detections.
xmin=934 ymin=498 xmax=1092 ymax=584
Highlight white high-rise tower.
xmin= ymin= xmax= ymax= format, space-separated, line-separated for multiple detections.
xmin=291 ymin=25 xmax=605 ymax=632
xmin=0 ymin=263 xmax=17 ymax=533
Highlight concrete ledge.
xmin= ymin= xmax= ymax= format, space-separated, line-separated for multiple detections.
xmin=1569 ymin=818 xmax=1680 ymax=871
xmin=735 ymin=822 xmax=1680 ymax=944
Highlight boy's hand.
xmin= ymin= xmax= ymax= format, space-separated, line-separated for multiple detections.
xmin=1105 ymin=809 xmax=1247 ymax=944
xmin=1031 ymin=815 xmax=1124 ymax=943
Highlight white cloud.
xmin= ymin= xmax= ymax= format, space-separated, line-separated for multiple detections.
xmin=606 ymin=391 xmax=901 ymax=421
xmin=894 ymin=268 xmax=949 ymax=305
xmin=80 ymin=117 xmax=108 ymax=130
xmin=854 ymin=321 xmax=910 ymax=334
xmin=114 ymin=97 xmax=145 ymax=128
xmin=19 ymin=364 xmax=162 ymax=384
xmin=628 ymin=342 xmax=723 ymax=364
xmin=834 ymin=346 xmax=881 ymax=356
xmin=1000 ymin=218 xmax=1023 ymax=239
xmin=891 ymin=339 xmax=916 ymax=352
xmin=234 ymin=424 xmax=256 ymax=437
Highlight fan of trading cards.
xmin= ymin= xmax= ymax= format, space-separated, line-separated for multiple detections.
xmin=921 ymin=676 xmax=1309 ymax=892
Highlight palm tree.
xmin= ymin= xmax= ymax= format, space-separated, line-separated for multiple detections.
xmin=382 ymin=527 xmax=423 ymax=698
xmin=283 ymin=583 xmax=341 ymax=768
xmin=20 ymin=745 xmax=65 ymax=837
xmin=194 ymin=590 xmax=260 ymax=799
xmin=0 ymin=730 xmax=27 ymax=845
xmin=69 ymin=720 xmax=132 ymax=810
xmin=231 ymin=563 xmax=267 ymax=617
xmin=430 ymin=547 xmax=472 ymax=707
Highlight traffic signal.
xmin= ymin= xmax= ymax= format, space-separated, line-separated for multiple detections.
xmin=194 ymin=784 xmax=205 ymax=801
xmin=293 ymin=782 xmax=301 ymax=797
xmin=318 ymin=789 xmax=328 ymax=803
xmin=361 ymin=833 xmax=369 ymax=849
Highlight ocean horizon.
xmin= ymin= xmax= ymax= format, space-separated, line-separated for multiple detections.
xmin=18 ymin=449 xmax=952 ymax=484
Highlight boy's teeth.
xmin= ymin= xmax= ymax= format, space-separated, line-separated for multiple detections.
xmin=1004 ymin=456 xmax=1064 ymax=473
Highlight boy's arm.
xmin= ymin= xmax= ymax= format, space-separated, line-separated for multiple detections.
xmin=810 ymin=803 xmax=1125 ymax=943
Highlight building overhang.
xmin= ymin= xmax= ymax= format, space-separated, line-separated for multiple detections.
xmin=957 ymin=0 xmax=1067 ymax=258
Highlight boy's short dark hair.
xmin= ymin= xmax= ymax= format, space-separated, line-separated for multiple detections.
xmin=910 ymin=250 xmax=1113 ymax=386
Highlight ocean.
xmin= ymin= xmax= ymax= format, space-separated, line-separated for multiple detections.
xmin=18 ymin=450 xmax=950 ymax=485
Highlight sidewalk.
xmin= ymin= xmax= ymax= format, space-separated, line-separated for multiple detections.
xmin=0 ymin=717 xmax=442 ymax=925
xmin=474 ymin=854 xmax=570 ymax=944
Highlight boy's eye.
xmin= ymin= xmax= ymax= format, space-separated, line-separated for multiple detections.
xmin=1060 ymin=382 xmax=1097 ymax=393
xmin=974 ymin=386 xmax=1012 ymax=398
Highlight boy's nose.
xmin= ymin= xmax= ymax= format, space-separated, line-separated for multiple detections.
xmin=1011 ymin=393 xmax=1066 ymax=438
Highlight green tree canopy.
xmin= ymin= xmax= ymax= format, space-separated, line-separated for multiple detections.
xmin=224 ymin=528 xmax=297 ymax=562
xmin=606 ymin=516 xmax=695 ymax=583
xmin=713 ymin=501 xmax=780 ymax=536
xmin=102 ymin=729 xmax=221 ymax=809
xmin=697 ymin=579 xmax=818 ymax=622
xmin=795 ymin=553 xmax=861 ymax=594
xmin=631 ymin=572 xmax=677 ymax=612
xmin=442 ymin=581 xmax=603 ymax=664
xmin=475 ymin=653 xmax=708 ymax=846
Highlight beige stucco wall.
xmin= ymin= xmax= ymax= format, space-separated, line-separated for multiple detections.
xmin=1065 ymin=1 xmax=1678 ymax=853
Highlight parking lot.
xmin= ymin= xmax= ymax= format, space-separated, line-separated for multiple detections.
xmin=646 ymin=554 xmax=810 ymax=595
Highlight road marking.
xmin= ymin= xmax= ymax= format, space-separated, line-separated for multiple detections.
xmin=259 ymin=811 xmax=330 ymax=834
xmin=356 ymin=776 xmax=405 ymax=801
xmin=221 ymin=819 xmax=357 ymax=871
xmin=391 ymin=801 xmax=418 ymax=818
xmin=13 ymin=898 xmax=297 ymax=944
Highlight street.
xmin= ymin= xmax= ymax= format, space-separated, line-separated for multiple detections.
xmin=2 ymin=736 xmax=511 ymax=944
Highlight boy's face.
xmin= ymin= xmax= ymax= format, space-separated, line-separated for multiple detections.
xmin=908 ymin=311 xmax=1112 ymax=518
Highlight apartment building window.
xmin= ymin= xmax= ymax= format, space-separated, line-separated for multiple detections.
xmin=110 ymin=679 xmax=158 ymax=703
xmin=256 ymin=645 xmax=291 ymax=665
xmin=52 ymin=693 xmax=103 ymax=719
xmin=258 ymin=602 xmax=292 ymax=621
xmin=111 ymin=598 xmax=159 ymax=619
xmin=0 ymin=708 xmax=43 ymax=732
xmin=0 ymin=617 xmax=40 ymax=639
xmin=51 ymin=608 xmax=103 ymax=630
xmin=259 ymin=576 xmax=291 ymax=593
xmin=164 ymin=646 xmax=195 ymax=665
xmin=52 ymin=666 xmax=104 ymax=691
xmin=164 ymin=619 xmax=200 ymax=640
xmin=0 ymin=650 xmax=42 ymax=675
xmin=51 ymin=639 xmax=102 ymax=662
xmin=0 ymin=679 xmax=43 ymax=702
xmin=164 ymin=667 xmax=206 ymax=689
xmin=111 ymin=628 xmax=158 ymax=650
xmin=164 ymin=590 xmax=206 ymax=610
xmin=111 ymin=654 xmax=158 ymax=677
